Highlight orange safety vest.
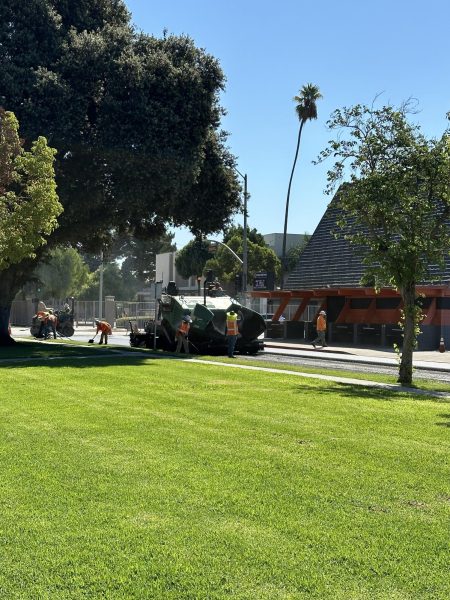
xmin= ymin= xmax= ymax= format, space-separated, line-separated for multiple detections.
xmin=316 ymin=315 xmax=326 ymax=331
xmin=226 ymin=313 xmax=238 ymax=336
xmin=97 ymin=321 xmax=112 ymax=334
xmin=177 ymin=320 xmax=190 ymax=335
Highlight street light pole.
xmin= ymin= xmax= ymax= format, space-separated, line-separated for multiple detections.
xmin=205 ymin=239 xmax=243 ymax=265
xmin=242 ymin=173 xmax=248 ymax=296
xmin=235 ymin=169 xmax=248 ymax=298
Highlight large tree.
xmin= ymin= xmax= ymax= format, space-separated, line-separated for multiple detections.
xmin=176 ymin=226 xmax=281 ymax=289
xmin=319 ymin=103 xmax=450 ymax=385
xmin=34 ymin=247 xmax=91 ymax=299
xmin=0 ymin=0 xmax=241 ymax=342
xmin=175 ymin=239 xmax=211 ymax=281
xmin=205 ymin=225 xmax=281 ymax=287
xmin=0 ymin=109 xmax=61 ymax=343
xmin=111 ymin=231 xmax=176 ymax=286
xmin=281 ymin=83 xmax=322 ymax=286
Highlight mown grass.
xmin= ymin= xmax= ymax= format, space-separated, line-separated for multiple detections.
xmin=0 ymin=348 xmax=449 ymax=599
xmin=204 ymin=354 xmax=450 ymax=394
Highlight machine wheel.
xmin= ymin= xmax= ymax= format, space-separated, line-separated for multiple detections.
xmin=59 ymin=323 xmax=74 ymax=337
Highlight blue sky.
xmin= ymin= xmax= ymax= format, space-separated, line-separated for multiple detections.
xmin=124 ymin=0 xmax=450 ymax=248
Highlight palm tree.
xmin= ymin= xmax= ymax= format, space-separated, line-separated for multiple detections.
xmin=281 ymin=83 xmax=322 ymax=287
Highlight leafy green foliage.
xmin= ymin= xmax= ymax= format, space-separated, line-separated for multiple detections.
xmin=293 ymin=83 xmax=323 ymax=122
xmin=205 ymin=226 xmax=281 ymax=284
xmin=319 ymin=102 xmax=450 ymax=384
xmin=176 ymin=226 xmax=281 ymax=284
xmin=34 ymin=247 xmax=91 ymax=298
xmin=0 ymin=1 xmax=241 ymax=248
xmin=175 ymin=239 xmax=211 ymax=279
xmin=0 ymin=0 xmax=242 ymax=342
xmin=286 ymin=234 xmax=310 ymax=271
xmin=111 ymin=232 xmax=176 ymax=285
xmin=78 ymin=262 xmax=139 ymax=301
xmin=0 ymin=110 xmax=62 ymax=271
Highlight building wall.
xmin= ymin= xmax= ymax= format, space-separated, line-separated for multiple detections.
xmin=155 ymin=252 xmax=197 ymax=292
xmin=264 ymin=233 xmax=306 ymax=258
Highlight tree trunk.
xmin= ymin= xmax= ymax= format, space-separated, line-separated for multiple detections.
xmin=281 ymin=119 xmax=305 ymax=288
xmin=0 ymin=259 xmax=37 ymax=346
xmin=398 ymin=283 xmax=417 ymax=386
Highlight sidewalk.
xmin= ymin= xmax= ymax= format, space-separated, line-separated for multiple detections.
xmin=264 ymin=338 xmax=450 ymax=372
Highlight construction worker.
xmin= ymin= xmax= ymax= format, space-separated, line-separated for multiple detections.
xmin=226 ymin=310 xmax=239 ymax=358
xmin=37 ymin=310 xmax=57 ymax=339
xmin=312 ymin=310 xmax=327 ymax=348
xmin=175 ymin=315 xmax=191 ymax=353
xmin=95 ymin=319 xmax=112 ymax=345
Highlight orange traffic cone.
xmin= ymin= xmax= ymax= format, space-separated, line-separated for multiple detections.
xmin=439 ymin=337 xmax=445 ymax=353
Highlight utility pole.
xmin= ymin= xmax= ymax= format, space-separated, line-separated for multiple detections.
xmin=242 ymin=173 xmax=248 ymax=296
xmin=235 ymin=169 xmax=248 ymax=299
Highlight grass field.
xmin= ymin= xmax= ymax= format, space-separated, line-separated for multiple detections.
xmin=0 ymin=343 xmax=449 ymax=599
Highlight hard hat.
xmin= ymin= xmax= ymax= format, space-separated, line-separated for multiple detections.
xmin=319 ymin=310 xmax=326 ymax=315
xmin=183 ymin=315 xmax=192 ymax=323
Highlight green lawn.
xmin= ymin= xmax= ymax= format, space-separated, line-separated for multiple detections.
xmin=0 ymin=346 xmax=449 ymax=599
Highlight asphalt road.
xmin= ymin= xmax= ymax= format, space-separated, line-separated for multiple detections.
xmin=245 ymin=351 xmax=450 ymax=383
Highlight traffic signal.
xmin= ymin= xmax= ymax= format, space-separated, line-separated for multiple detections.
xmin=234 ymin=273 xmax=242 ymax=292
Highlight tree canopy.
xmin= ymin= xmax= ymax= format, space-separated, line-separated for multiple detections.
xmin=319 ymin=102 xmax=450 ymax=385
xmin=205 ymin=226 xmax=281 ymax=287
xmin=0 ymin=0 xmax=241 ymax=247
xmin=34 ymin=247 xmax=91 ymax=299
xmin=175 ymin=226 xmax=281 ymax=289
xmin=175 ymin=240 xmax=211 ymax=280
xmin=0 ymin=0 xmax=242 ymax=342
xmin=111 ymin=232 xmax=176 ymax=286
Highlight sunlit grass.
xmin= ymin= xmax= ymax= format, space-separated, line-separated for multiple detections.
xmin=0 ymin=354 xmax=448 ymax=599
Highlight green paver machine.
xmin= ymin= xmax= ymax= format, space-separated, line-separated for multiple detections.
xmin=130 ymin=288 xmax=266 ymax=355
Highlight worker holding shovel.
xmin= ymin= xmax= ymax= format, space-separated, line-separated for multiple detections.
xmin=90 ymin=319 xmax=112 ymax=345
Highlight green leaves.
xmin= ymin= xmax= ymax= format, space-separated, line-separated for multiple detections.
xmin=0 ymin=1 xmax=241 ymax=251
xmin=175 ymin=239 xmax=211 ymax=279
xmin=0 ymin=110 xmax=62 ymax=271
xmin=321 ymin=102 xmax=450 ymax=384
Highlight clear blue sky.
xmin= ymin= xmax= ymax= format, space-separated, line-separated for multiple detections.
xmin=124 ymin=0 xmax=450 ymax=248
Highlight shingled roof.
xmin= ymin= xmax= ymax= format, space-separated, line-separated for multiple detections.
xmin=285 ymin=196 xmax=450 ymax=290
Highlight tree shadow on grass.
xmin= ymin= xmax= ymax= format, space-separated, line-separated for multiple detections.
xmin=293 ymin=382 xmax=450 ymax=404
xmin=0 ymin=344 xmax=194 ymax=370
xmin=436 ymin=414 xmax=450 ymax=426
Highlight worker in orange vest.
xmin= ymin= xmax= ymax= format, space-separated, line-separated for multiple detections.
xmin=312 ymin=310 xmax=327 ymax=348
xmin=37 ymin=310 xmax=57 ymax=339
xmin=226 ymin=310 xmax=239 ymax=358
xmin=175 ymin=315 xmax=192 ymax=353
xmin=95 ymin=319 xmax=112 ymax=345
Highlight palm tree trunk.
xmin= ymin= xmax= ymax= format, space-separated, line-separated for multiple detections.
xmin=281 ymin=119 xmax=305 ymax=289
